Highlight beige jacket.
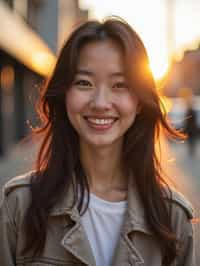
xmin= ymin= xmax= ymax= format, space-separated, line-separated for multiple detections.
xmin=0 ymin=172 xmax=196 ymax=266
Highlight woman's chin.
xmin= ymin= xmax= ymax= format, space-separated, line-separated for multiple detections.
xmin=81 ymin=135 xmax=123 ymax=149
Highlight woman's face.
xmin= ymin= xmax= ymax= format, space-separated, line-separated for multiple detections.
xmin=65 ymin=39 xmax=140 ymax=149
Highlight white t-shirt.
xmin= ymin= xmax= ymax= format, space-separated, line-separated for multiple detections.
xmin=80 ymin=192 xmax=127 ymax=266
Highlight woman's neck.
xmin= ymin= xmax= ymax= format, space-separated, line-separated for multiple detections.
xmin=80 ymin=142 xmax=128 ymax=195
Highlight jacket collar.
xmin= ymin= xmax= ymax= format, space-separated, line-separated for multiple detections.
xmin=4 ymin=170 xmax=153 ymax=235
xmin=50 ymin=179 xmax=80 ymax=221
xmin=5 ymin=171 xmax=151 ymax=265
xmin=50 ymin=173 xmax=152 ymax=266
xmin=50 ymin=173 xmax=153 ymax=235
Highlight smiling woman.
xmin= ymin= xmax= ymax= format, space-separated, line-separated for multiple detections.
xmin=0 ymin=17 xmax=196 ymax=266
xmin=66 ymin=39 xmax=139 ymax=148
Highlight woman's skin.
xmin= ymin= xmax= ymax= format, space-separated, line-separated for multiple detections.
xmin=65 ymin=39 xmax=140 ymax=201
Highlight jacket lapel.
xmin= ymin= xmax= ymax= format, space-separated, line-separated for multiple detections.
xmin=111 ymin=215 xmax=145 ymax=266
xmin=61 ymin=219 xmax=96 ymax=266
xmin=50 ymin=182 xmax=96 ymax=266
xmin=49 ymin=176 xmax=153 ymax=266
xmin=112 ymin=176 xmax=153 ymax=266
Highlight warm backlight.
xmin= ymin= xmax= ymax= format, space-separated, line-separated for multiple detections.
xmin=0 ymin=2 xmax=56 ymax=77
xmin=149 ymin=58 xmax=169 ymax=81
xmin=30 ymin=52 xmax=56 ymax=77
xmin=160 ymin=96 xmax=173 ymax=114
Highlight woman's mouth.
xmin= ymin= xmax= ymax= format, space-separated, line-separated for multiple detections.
xmin=84 ymin=116 xmax=118 ymax=130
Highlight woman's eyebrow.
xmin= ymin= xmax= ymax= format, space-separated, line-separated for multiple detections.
xmin=110 ymin=72 xmax=125 ymax=77
xmin=76 ymin=69 xmax=125 ymax=77
xmin=76 ymin=69 xmax=93 ymax=76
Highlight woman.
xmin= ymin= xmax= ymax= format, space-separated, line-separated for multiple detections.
xmin=0 ymin=17 xmax=195 ymax=266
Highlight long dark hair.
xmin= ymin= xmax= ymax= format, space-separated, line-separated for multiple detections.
xmin=24 ymin=17 xmax=184 ymax=265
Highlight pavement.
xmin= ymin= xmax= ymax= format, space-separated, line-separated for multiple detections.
xmin=165 ymin=139 xmax=200 ymax=215
xmin=162 ymin=138 xmax=200 ymax=265
xmin=0 ymin=137 xmax=199 ymax=264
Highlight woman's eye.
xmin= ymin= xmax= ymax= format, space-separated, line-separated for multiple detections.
xmin=113 ymin=82 xmax=128 ymax=89
xmin=74 ymin=79 xmax=92 ymax=87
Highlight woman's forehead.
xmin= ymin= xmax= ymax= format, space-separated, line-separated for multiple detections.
xmin=78 ymin=39 xmax=123 ymax=58
xmin=76 ymin=40 xmax=125 ymax=75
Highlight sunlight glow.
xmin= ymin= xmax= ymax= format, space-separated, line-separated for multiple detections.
xmin=160 ymin=96 xmax=173 ymax=114
xmin=0 ymin=2 xmax=56 ymax=76
xmin=149 ymin=58 xmax=169 ymax=81
xmin=81 ymin=0 xmax=200 ymax=82
xmin=30 ymin=52 xmax=55 ymax=77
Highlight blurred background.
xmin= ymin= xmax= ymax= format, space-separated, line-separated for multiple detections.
xmin=0 ymin=0 xmax=199 ymax=263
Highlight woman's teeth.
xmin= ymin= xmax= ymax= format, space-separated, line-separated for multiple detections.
xmin=86 ymin=118 xmax=116 ymax=125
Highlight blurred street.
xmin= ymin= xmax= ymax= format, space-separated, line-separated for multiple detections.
xmin=166 ymin=139 xmax=200 ymax=265
xmin=0 ymin=139 xmax=38 ymax=196
xmin=166 ymin=139 xmax=200 ymax=214
xmin=0 ymin=138 xmax=199 ymax=263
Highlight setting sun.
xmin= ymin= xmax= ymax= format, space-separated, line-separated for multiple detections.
xmin=81 ymin=0 xmax=200 ymax=82
xmin=149 ymin=57 xmax=169 ymax=81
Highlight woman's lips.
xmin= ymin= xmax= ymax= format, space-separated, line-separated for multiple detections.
xmin=84 ymin=116 xmax=118 ymax=131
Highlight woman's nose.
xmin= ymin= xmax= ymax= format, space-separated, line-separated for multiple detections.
xmin=90 ymin=87 xmax=112 ymax=110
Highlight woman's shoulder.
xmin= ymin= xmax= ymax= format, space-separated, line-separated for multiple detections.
xmin=3 ymin=171 xmax=34 ymax=196
xmin=1 ymin=171 xmax=35 ymax=216
xmin=163 ymin=186 xmax=194 ymax=219
xmin=2 ymin=171 xmax=35 ymax=204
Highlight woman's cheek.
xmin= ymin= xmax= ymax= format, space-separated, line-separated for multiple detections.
xmin=116 ymin=94 xmax=139 ymax=114
xmin=66 ymin=89 xmax=90 ymax=113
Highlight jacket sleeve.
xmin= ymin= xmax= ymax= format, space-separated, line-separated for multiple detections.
xmin=0 ymin=173 xmax=33 ymax=265
xmin=0 ymin=195 xmax=17 ymax=266
xmin=166 ymin=188 xmax=196 ymax=266
xmin=173 ymin=206 xmax=196 ymax=266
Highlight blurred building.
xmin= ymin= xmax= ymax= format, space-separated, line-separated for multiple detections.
xmin=0 ymin=0 xmax=88 ymax=156
xmin=58 ymin=0 xmax=88 ymax=50
xmin=181 ymin=48 xmax=200 ymax=95
xmin=164 ymin=44 xmax=200 ymax=97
